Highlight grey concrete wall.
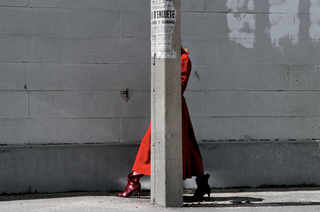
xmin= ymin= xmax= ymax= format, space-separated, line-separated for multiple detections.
xmin=1 ymin=0 xmax=319 ymax=143
xmin=2 ymin=142 xmax=320 ymax=194
xmin=0 ymin=0 xmax=150 ymax=145
xmin=182 ymin=0 xmax=320 ymax=141
xmin=1 ymin=0 xmax=320 ymax=193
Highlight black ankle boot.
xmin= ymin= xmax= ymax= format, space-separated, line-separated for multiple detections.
xmin=192 ymin=173 xmax=211 ymax=201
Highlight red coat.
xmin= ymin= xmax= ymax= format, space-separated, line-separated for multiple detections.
xmin=132 ymin=50 xmax=204 ymax=179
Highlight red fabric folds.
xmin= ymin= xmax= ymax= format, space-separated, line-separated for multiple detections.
xmin=132 ymin=50 xmax=204 ymax=179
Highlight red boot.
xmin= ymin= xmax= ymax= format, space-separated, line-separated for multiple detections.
xmin=116 ymin=172 xmax=143 ymax=198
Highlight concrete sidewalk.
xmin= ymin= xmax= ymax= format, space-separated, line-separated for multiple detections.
xmin=1 ymin=190 xmax=320 ymax=212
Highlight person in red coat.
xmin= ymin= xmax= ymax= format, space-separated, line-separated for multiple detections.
xmin=117 ymin=47 xmax=210 ymax=201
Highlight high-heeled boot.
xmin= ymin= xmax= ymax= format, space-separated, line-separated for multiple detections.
xmin=116 ymin=172 xmax=143 ymax=198
xmin=192 ymin=173 xmax=211 ymax=201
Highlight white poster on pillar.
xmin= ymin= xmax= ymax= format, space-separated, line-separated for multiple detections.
xmin=151 ymin=0 xmax=177 ymax=59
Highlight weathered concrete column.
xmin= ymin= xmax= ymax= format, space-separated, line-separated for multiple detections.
xmin=150 ymin=0 xmax=182 ymax=208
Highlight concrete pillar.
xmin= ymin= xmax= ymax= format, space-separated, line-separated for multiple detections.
xmin=150 ymin=0 xmax=183 ymax=208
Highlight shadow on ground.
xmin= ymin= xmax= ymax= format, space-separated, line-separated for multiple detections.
xmin=2 ymin=190 xmax=320 ymax=208
xmin=0 ymin=192 xmax=113 ymax=202
xmin=183 ymin=196 xmax=320 ymax=208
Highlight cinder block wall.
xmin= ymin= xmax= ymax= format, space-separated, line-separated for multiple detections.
xmin=1 ymin=0 xmax=320 ymax=193
xmin=184 ymin=0 xmax=320 ymax=141
xmin=0 ymin=0 xmax=150 ymax=145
